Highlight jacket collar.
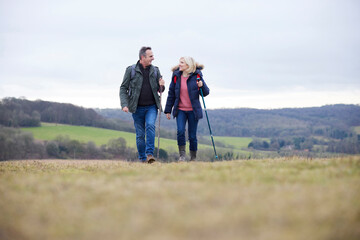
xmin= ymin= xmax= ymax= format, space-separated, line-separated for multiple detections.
xmin=174 ymin=68 xmax=199 ymax=78
xmin=136 ymin=60 xmax=153 ymax=73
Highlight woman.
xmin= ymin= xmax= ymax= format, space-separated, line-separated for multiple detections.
xmin=164 ymin=56 xmax=210 ymax=161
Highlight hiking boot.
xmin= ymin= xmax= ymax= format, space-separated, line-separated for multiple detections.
xmin=146 ymin=155 xmax=156 ymax=164
xmin=178 ymin=145 xmax=186 ymax=162
xmin=190 ymin=151 xmax=197 ymax=161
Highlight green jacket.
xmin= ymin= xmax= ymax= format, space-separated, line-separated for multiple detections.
xmin=119 ymin=62 xmax=163 ymax=113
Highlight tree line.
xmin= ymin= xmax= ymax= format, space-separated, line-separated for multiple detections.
xmin=0 ymin=98 xmax=239 ymax=161
xmin=1 ymin=97 xmax=360 ymax=158
xmin=99 ymin=104 xmax=360 ymax=154
xmin=0 ymin=126 xmax=136 ymax=161
xmin=0 ymin=126 xmax=239 ymax=161
xmin=4 ymin=97 xmax=358 ymax=141
xmin=102 ymin=105 xmax=360 ymax=155
xmin=97 ymin=104 xmax=360 ymax=139
xmin=0 ymin=97 xmax=134 ymax=132
xmin=0 ymin=97 xmax=180 ymax=139
xmin=247 ymin=135 xmax=360 ymax=154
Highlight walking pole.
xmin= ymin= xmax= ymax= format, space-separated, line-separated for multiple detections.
xmin=157 ymin=80 xmax=163 ymax=159
xmin=197 ymin=76 xmax=218 ymax=161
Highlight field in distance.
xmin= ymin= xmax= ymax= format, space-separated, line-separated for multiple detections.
xmin=22 ymin=122 xmax=252 ymax=155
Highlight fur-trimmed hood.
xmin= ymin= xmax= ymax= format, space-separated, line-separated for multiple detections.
xmin=171 ymin=63 xmax=204 ymax=72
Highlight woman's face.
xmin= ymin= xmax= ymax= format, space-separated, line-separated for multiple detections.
xmin=179 ymin=58 xmax=189 ymax=72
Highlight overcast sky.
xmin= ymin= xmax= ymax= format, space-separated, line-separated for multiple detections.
xmin=1 ymin=0 xmax=359 ymax=109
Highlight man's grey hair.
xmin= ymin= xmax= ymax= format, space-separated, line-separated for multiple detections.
xmin=139 ymin=46 xmax=152 ymax=60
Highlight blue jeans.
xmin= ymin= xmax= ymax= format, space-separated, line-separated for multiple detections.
xmin=132 ymin=105 xmax=157 ymax=161
xmin=176 ymin=110 xmax=198 ymax=151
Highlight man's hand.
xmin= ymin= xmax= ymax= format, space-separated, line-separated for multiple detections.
xmin=166 ymin=113 xmax=171 ymax=120
xmin=159 ymin=77 xmax=165 ymax=86
xmin=122 ymin=107 xmax=129 ymax=113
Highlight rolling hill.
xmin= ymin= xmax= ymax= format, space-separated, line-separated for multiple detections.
xmin=21 ymin=122 xmax=253 ymax=157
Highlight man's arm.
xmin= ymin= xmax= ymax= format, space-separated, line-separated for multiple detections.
xmin=119 ymin=66 xmax=131 ymax=112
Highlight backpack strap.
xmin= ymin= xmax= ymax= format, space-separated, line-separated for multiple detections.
xmin=130 ymin=64 xmax=136 ymax=79
xmin=173 ymin=75 xmax=177 ymax=84
xmin=127 ymin=64 xmax=136 ymax=97
xmin=153 ymin=66 xmax=158 ymax=79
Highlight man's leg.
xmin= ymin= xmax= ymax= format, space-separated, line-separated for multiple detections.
xmin=132 ymin=107 xmax=146 ymax=162
xmin=145 ymin=104 xmax=157 ymax=158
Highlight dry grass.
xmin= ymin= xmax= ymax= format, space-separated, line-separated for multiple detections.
xmin=1 ymin=157 xmax=360 ymax=240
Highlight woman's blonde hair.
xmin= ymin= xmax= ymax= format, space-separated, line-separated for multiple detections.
xmin=181 ymin=56 xmax=197 ymax=74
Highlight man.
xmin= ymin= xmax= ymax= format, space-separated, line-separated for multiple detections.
xmin=120 ymin=47 xmax=165 ymax=163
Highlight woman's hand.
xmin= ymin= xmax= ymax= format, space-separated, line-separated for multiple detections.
xmin=166 ymin=113 xmax=171 ymax=120
xmin=197 ymin=80 xmax=203 ymax=88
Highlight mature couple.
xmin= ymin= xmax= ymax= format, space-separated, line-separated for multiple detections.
xmin=119 ymin=46 xmax=210 ymax=163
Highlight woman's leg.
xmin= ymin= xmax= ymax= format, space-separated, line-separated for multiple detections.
xmin=176 ymin=110 xmax=187 ymax=147
xmin=187 ymin=111 xmax=198 ymax=160
xmin=176 ymin=110 xmax=187 ymax=161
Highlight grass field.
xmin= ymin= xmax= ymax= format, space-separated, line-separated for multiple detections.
xmin=21 ymin=122 xmax=136 ymax=147
xmin=354 ymin=126 xmax=360 ymax=134
xmin=213 ymin=136 xmax=253 ymax=149
xmin=21 ymin=123 xmax=251 ymax=155
xmin=1 ymin=157 xmax=359 ymax=240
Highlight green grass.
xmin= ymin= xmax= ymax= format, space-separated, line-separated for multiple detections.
xmin=1 ymin=157 xmax=359 ymax=240
xmin=215 ymin=136 xmax=253 ymax=149
xmin=22 ymin=122 xmax=136 ymax=146
xmin=21 ymin=122 xmax=251 ymax=155
xmin=354 ymin=126 xmax=360 ymax=134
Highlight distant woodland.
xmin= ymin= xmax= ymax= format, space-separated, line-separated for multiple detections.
xmin=1 ymin=97 xmax=360 ymax=160
xmin=0 ymin=97 xmax=133 ymax=132
xmin=99 ymin=104 xmax=360 ymax=155
xmin=98 ymin=105 xmax=360 ymax=139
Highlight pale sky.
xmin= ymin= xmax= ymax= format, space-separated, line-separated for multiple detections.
xmin=1 ymin=0 xmax=359 ymax=109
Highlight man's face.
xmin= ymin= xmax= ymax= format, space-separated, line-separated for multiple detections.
xmin=141 ymin=50 xmax=154 ymax=67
